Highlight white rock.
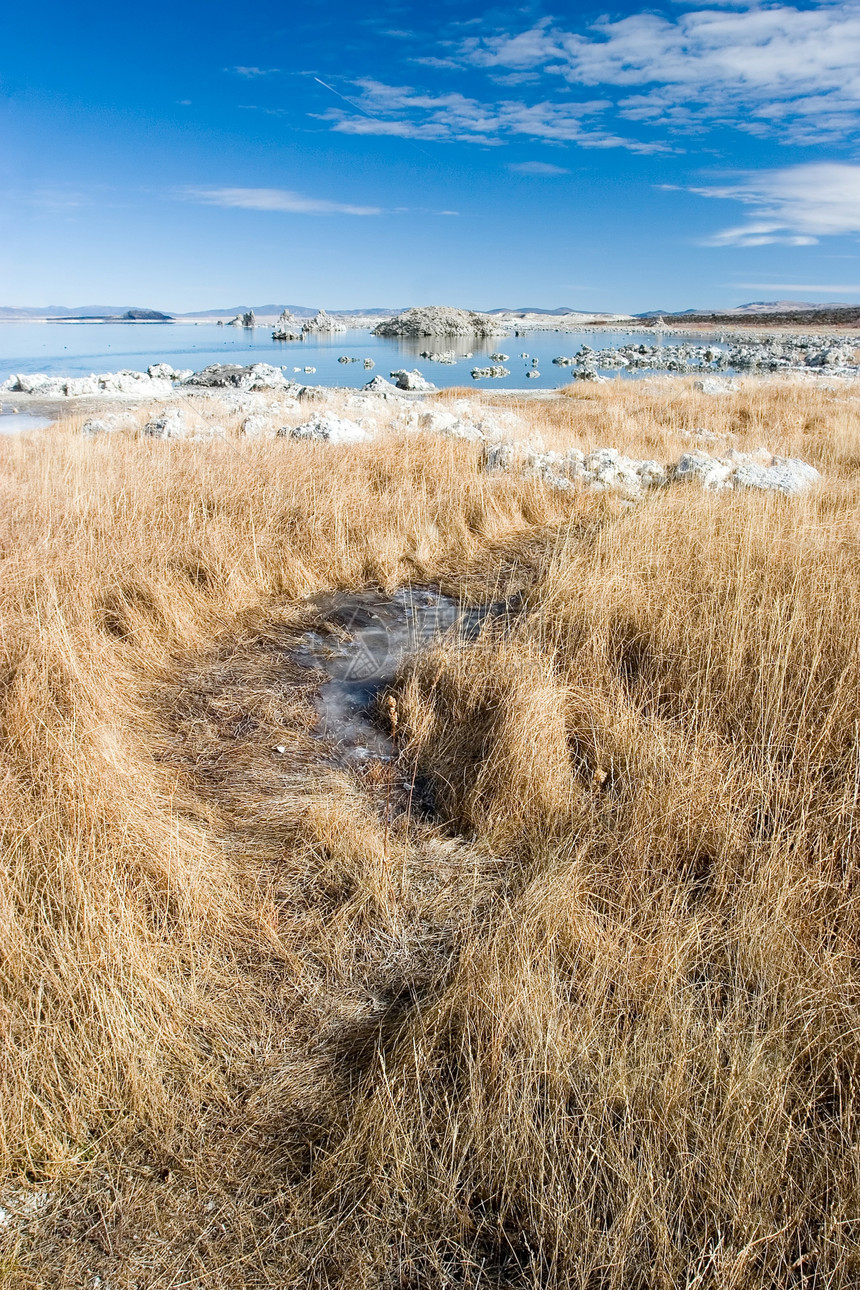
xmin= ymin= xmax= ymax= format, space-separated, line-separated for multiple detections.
xmin=64 ymin=376 xmax=100 ymax=396
xmin=417 ymin=409 xmax=484 ymax=440
xmin=302 ymin=309 xmax=347 ymax=334
xmin=673 ymin=451 xmax=735 ymax=490
xmin=245 ymin=363 xmax=297 ymax=390
xmin=373 ymin=306 xmax=508 ymax=338
xmin=363 ymin=375 xmax=400 ymax=393
xmin=635 ymin=460 xmax=667 ymax=488
xmin=8 ymin=374 xmax=68 ymax=396
xmin=483 ymin=433 xmax=820 ymax=500
xmin=240 ymin=415 xmax=275 ymax=438
xmin=419 ymin=350 xmax=457 ymax=364
xmin=482 ymin=442 xmax=516 ymax=471
xmin=732 ymin=456 xmax=820 ymax=494
xmin=142 ymin=408 xmax=186 ymax=439
xmin=183 ymin=363 xmax=298 ymax=392
xmin=389 ymin=368 xmax=436 ymax=392
xmin=695 ymin=377 xmax=739 ymax=395
xmin=272 ymin=310 xmax=302 ymax=340
xmin=283 ymin=414 xmax=373 ymax=445
xmin=98 ymin=370 xmax=173 ymax=395
xmin=583 ymin=448 xmax=648 ymax=495
xmin=80 ymin=418 xmax=113 ymax=436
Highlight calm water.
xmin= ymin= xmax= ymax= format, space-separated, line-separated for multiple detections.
xmin=0 ymin=412 xmax=55 ymax=432
xmin=292 ymin=587 xmax=508 ymax=763
xmin=0 ymin=321 xmax=719 ymax=391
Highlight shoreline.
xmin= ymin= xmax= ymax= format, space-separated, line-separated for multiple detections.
xmin=3 ymin=370 xmax=859 ymax=429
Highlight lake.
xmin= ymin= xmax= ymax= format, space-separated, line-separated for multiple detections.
xmin=0 ymin=321 xmax=719 ymax=392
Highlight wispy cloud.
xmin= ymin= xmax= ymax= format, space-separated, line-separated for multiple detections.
xmin=229 ymin=66 xmax=280 ymax=77
xmin=318 ymin=78 xmax=671 ymax=152
xmin=411 ymin=56 xmax=461 ymax=70
xmin=182 ymin=187 xmax=383 ymax=216
xmin=508 ymin=161 xmax=570 ymax=175
xmin=733 ymin=283 xmax=860 ymax=292
xmin=457 ymin=4 xmax=860 ymax=144
xmin=689 ymin=163 xmax=860 ymax=246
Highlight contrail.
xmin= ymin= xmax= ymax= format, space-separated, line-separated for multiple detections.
xmin=313 ymin=76 xmax=379 ymax=119
xmin=312 ymin=76 xmax=439 ymax=162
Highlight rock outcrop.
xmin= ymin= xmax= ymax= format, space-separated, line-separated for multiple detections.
xmin=142 ymin=409 xmax=186 ymax=439
xmin=373 ymin=307 xmax=508 ymax=338
xmin=514 ymin=448 xmax=665 ymax=498
xmin=548 ymin=336 xmax=860 ymax=379
xmin=363 ymin=375 xmax=400 ymax=394
xmin=240 ymin=415 xmax=276 ymax=438
xmin=673 ymin=449 xmax=820 ymax=494
xmin=484 ymin=441 xmax=821 ymax=499
xmin=389 ymin=369 xmax=436 ymax=392
xmin=182 ymin=364 xmax=301 ymax=392
xmin=302 ymin=310 xmax=347 ymax=334
xmin=2 ymin=371 xmax=174 ymax=397
xmin=419 ymin=350 xmax=458 ymax=364
xmin=272 ymin=310 xmax=303 ymax=340
xmin=282 ymin=415 xmax=373 ymax=445
xmin=148 ymin=362 xmax=192 ymax=381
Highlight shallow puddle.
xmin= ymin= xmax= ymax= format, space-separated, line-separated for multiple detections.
xmin=292 ymin=586 xmax=509 ymax=763
xmin=0 ymin=412 xmax=55 ymax=434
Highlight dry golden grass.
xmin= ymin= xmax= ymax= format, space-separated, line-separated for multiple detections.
xmin=1 ymin=378 xmax=860 ymax=1286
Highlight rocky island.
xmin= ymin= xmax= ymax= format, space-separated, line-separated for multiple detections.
xmin=372 ymin=305 xmax=509 ymax=338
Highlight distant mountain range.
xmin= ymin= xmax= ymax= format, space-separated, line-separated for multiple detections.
xmin=486 ymin=307 xmax=593 ymax=316
xmin=0 ymin=303 xmax=404 ymax=321
xmin=0 ymin=305 xmax=170 ymax=319
xmin=176 ymin=305 xmax=406 ymax=319
xmin=2 ymin=299 xmax=858 ymax=322
xmin=637 ymin=300 xmax=856 ymax=318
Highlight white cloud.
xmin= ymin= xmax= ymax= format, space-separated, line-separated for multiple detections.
xmin=183 ymin=187 xmax=382 ymax=216
xmin=319 ymin=79 xmax=671 ymax=152
xmin=690 ymin=163 xmax=860 ymax=245
xmin=229 ymin=66 xmax=280 ymax=77
xmin=733 ymin=283 xmax=860 ymax=291
xmin=508 ymin=161 xmax=570 ymax=175
xmin=411 ymin=56 xmax=461 ymax=70
xmin=459 ymin=4 xmax=860 ymax=143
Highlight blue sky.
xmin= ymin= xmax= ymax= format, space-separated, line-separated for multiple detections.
xmin=2 ymin=0 xmax=860 ymax=312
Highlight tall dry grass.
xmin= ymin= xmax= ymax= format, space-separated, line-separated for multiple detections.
xmin=1 ymin=379 xmax=860 ymax=1286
